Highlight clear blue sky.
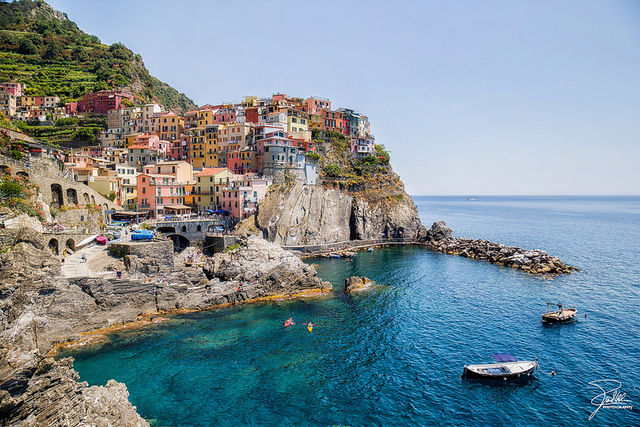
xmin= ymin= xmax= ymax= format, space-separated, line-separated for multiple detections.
xmin=49 ymin=0 xmax=640 ymax=195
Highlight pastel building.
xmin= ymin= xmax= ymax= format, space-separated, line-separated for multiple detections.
xmin=219 ymin=177 xmax=270 ymax=219
xmin=0 ymin=82 xmax=22 ymax=97
xmin=351 ymin=136 xmax=376 ymax=157
xmin=194 ymin=167 xmax=234 ymax=211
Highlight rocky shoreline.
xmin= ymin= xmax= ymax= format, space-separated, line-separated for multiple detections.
xmin=0 ymin=229 xmax=330 ymax=426
xmin=418 ymin=221 xmax=577 ymax=275
xmin=0 ymin=219 xmax=576 ymax=425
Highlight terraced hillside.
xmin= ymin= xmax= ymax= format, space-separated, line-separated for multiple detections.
xmin=0 ymin=0 xmax=196 ymax=112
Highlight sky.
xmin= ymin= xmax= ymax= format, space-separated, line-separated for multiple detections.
xmin=48 ymin=0 xmax=640 ymax=195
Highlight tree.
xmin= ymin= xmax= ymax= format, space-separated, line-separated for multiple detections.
xmin=18 ymin=38 xmax=37 ymax=54
xmin=43 ymin=40 xmax=63 ymax=59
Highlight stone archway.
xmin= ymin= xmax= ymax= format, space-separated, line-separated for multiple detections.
xmin=48 ymin=238 xmax=59 ymax=255
xmin=66 ymin=188 xmax=78 ymax=205
xmin=167 ymin=234 xmax=190 ymax=252
xmin=65 ymin=238 xmax=75 ymax=252
xmin=51 ymin=184 xmax=63 ymax=208
xmin=16 ymin=171 xmax=29 ymax=181
xmin=157 ymin=226 xmax=176 ymax=234
xmin=102 ymin=203 xmax=108 ymax=211
xmin=90 ymin=195 xmax=95 ymax=204
xmin=83 ymin=193 xmax=90 ymax=203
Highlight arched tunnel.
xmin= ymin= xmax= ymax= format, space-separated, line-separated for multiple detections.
xmin=167 ymin=234 xmax=190 ymax=252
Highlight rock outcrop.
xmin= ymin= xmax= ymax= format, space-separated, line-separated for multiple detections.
xmin=203 ymin=235 xmax=332 ymax=302
xmin=256 ymin=181 xmax=422 ymax=246
xmin=420 ymin=221 xmax=577 ymax=275
xmin=344 ymin=276 xmax=373 ymax=294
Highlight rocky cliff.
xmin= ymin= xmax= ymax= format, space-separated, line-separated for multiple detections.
xmin=256 ymin=176 xmax=422 ymax=246
xmin=0 ymin=226 xmax=329 ymax=425
xmin=255 ymin=131 xmax=423 ymax=247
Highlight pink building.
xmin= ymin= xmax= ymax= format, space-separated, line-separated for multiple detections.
xmin=77 ymin=90 xmax=135 ymax=114
xmin=219 ymin=177 xmax=270 ymax=219
xmin=136 ymin=173 xmax=187 ymax=217
xmin=0 ymin=82 xmax=22 ymax=97
xmin=350 ymin=136 xmax=376 ymax=158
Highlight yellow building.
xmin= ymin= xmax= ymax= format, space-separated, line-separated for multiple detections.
xmin=153 ymin=112 xmax=184 ymax=142
xmin=203 ymin=124 xmax=219 ymax=168
xmin=194 ymin=167 xmax=234 ymax=210
xmin=189 ymin=127 xmax=206 ymax=169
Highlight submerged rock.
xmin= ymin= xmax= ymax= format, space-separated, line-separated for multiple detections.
xmin=345 ymin=276 xmax=373 ymax=294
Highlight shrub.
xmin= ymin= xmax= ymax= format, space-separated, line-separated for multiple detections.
xmin=322 ymin=164 xmax=342 ymax=178
xmin=10 ymin=149 xmax=23 ymax=160
xmin=0 ymin=180 xmax=25 ymax=200
xmin=361 ymin=155 xmax=379 ymax=166
xmin=374 ymin=144 xmax=390 ymax=165
xmin=305 ymin=152 xmax=320 ymax=162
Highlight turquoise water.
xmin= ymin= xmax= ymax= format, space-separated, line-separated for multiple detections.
xmin=60 ymin=196 xmax=640 ymax=425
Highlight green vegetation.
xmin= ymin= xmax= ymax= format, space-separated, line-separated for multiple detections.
xmin=305 ymin=152 xmax=320 ymax=162
xmin=0 ymin=0 xmax=196 ymax=112
xmin=9 ymin=149 xmax=23 ymax=160
xmin=374 ymin=144 xmax=390 ymax=165
xmin=0 ymin=179 xmax=25 ymax=200
xmin=322 ymin=163 xmax=342 ymax=178
xmin=14 ymin=117 xmax=105 ymax=146
xmin=223 ymin=242 xmax=241 ymax=253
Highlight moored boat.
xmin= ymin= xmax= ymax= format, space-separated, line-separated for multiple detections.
xmin=462 ymin=354 xmax=537 ymax=381
xmin=542 ymin=302 xmax=577 ymax=324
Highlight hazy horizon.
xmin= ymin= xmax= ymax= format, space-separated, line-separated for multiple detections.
xmin=47 ymin=0 xmax=640 ymax=196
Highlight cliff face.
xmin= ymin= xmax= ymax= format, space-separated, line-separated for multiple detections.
xmin=256 ymin=184 xmax=353 ymax=246
xmin=256 ymin=174 xmax=422 ymax=246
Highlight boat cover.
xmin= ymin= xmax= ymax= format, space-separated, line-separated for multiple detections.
xmin=486 ymin=367 xmax=510 ymax=375
xmin=492 ymin=353 xmax=517 ymax=362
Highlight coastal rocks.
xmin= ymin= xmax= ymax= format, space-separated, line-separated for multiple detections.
xmin=420 ymin=220 xmax=452 ymax=244
xmin=256 ymin=180 xmax=423 ymax=246
xmin=203 ymin=235 xmax=332 ymax=298
xmin=350 ymin=195 xmax=422 ymax=240
xmin=345 ymin=276 xmax=373 ymax=294
xmin=419 ymin=221 xmax=577 ymax=275
xmin=256 ymin=183 xmax=353 ymax=245
xmin=0 ymin=357 xmax=147 ymax=426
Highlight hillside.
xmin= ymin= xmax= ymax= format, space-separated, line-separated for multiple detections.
xmin=0 ymin=0 xmax=196 ymax=113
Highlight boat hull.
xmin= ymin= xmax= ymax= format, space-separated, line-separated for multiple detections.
xmin=462 ymin=361 xmax=537 ymax=381
xmin=542 ymin=308 xmax=577 ymax=324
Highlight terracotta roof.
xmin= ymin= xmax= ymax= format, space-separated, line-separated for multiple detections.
xmin=197 ymin=167 xmax=230 ymax=176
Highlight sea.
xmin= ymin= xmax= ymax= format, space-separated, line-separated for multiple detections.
xmin=59 ymin=196 xmax=640 ymax=426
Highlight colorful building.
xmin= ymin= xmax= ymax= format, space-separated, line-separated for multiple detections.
xmin=0 ymin=82 xmax=22 ymax=97
xmin=194 ymin=167 xmax=234 ymax=211
xmin=77 ymin=90 xmax=135 ymax=115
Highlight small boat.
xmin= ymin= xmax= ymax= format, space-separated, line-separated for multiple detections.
xmin=95 ymin=235 xmax=107 ymax=245
xmin=329 ymin=254 xmax=341 ymax=259
xmin=367 ymin=248 xmax=374 ymax=252
xmin=542 ymin=302 xmax=577 ymax=324
xmin=284 ymin=317 xmax=295 ymax=328
xmin=462 ymin=354 xmax=537 ymax=381
xmin=304 ymin=322 xmax=315 ymax=333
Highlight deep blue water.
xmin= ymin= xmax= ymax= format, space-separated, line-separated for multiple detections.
xmin=60 ymin=196 xmax=640 ymax=426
